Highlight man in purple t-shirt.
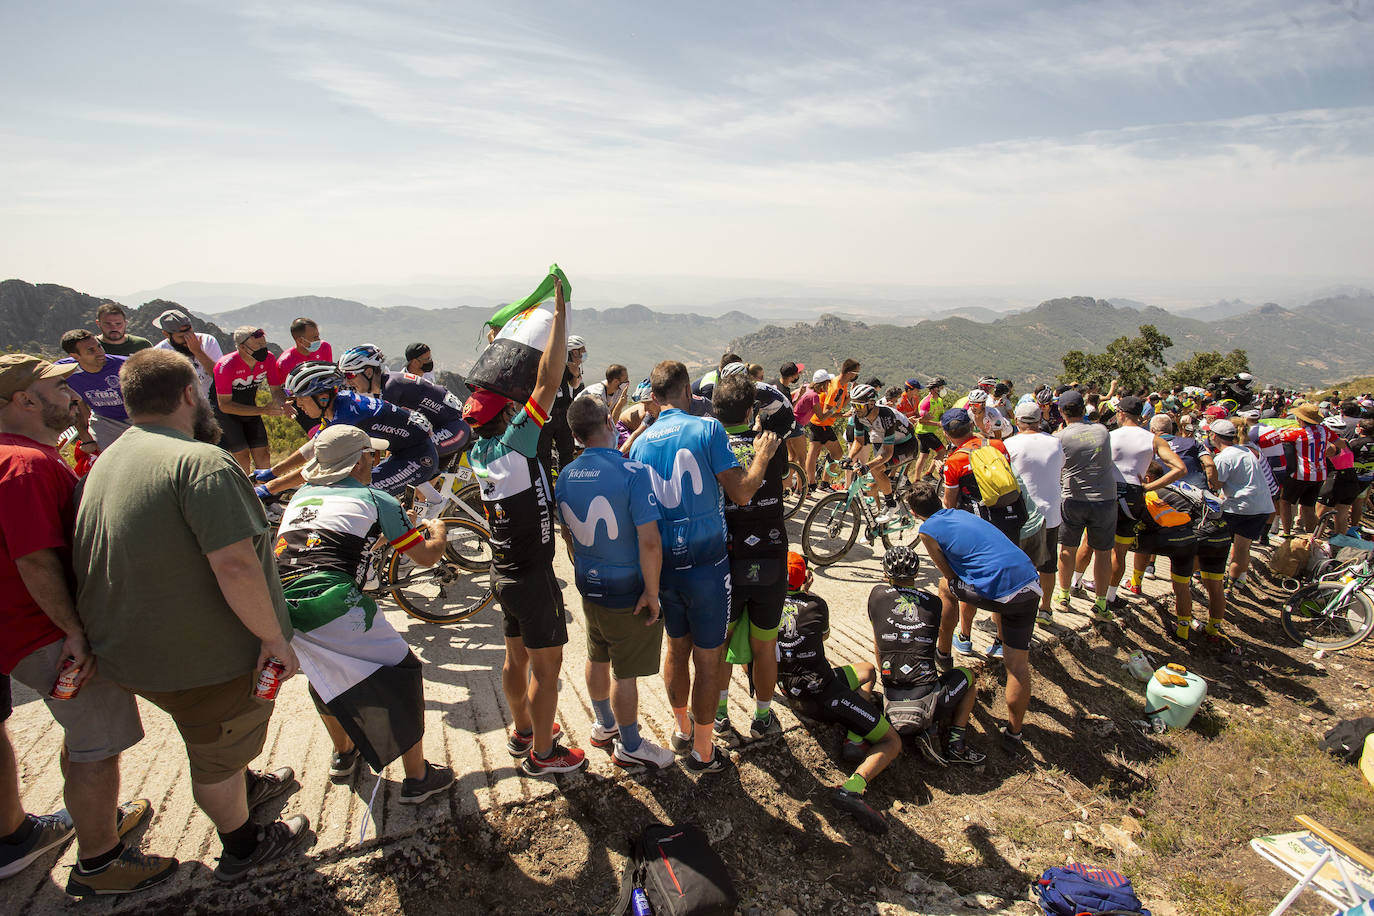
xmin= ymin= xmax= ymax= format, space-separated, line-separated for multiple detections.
xmin=56 ymin=330 xmax=129 ymax=452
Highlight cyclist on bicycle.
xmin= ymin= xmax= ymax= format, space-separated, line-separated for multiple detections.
xmin=254 ymin=361 xmax=440 ymax=500
xmin=964 ymin=388 xmax=1008 ymax=440
xmin=337 ymin=345 xmax=473 ymax=465
xmin=846 ymin=384 xmax=917 ymax=525
xmin=912 ymin=376 xmax=951 ymax=481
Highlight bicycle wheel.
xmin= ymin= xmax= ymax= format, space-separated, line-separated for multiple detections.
xmin=444 ymin=507 xmax=493 ymax=571
xmin=387 ymin=517 xmax=496 ymax=624
xmin=445 ymin=481 xmax=488 ymax=530
xmin=781 ymin=462 xmax=807 ymax=520
xmin=1281 ymin=583 xmax=1374 ymax=651
xmin=802 ymin=492 xmax=861 ymax=565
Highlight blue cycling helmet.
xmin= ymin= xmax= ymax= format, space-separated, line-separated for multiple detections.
xmin=338 ymin=344 xmax=386 ymax=375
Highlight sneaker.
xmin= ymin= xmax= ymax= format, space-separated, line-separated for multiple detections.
xmin=669 ymin=729 xmax=694 ymax=756
xmin=951 ymin=631 xmax=974 ymax=655
xmin=246 ymin=766 xmax=295 ymax=811
xmin=1054 ymin=590 xmax=1072 ymax=611
xmin=829 ymin=788 xmax=888 ymax=834
xmin=0 ymin=811 xmax=74 ymax=880
xmin=589 ymin=721 xmax=619 ymax=750
xmin=1204 ymin=629 xmax=1243 ymax=658
xmin=399 ymin=762 xmax=454 ymax=804
xmin=713 ymin=717 xmax=745 ymax=749
xmin=913 ymin=728 xmax=948 ymax=767
xmin=115 ymin=799 xmax=152 ymax=840
xmin=841 ymin=739 xmax=869 ymax=764
xmin=1092 ymin=601 xmax=1115 ymax=622
xmin=945 ymin=741 xmax=987 ymax=766
xmin=212 ymin=815 xmax=310 ymax=882
xmin=873 ymin=508 xmax=899 ymax=526
xmin=519 ymin=743 xmax=587 ymax=777
xmin=749 ymin=711 xmax=782 ymax=741
xmin=1107 ymin=595 xmax=1129 ymax=611
xmin=682 ymin=748 xmax=730 ymax=775
xmin=1071 ymin=581 xmax=1093 ymax=599
xmin=1036 ymin=607 xmax=1053 ymax=624
xmin=506 ymin=722 xmax=562 ymax=757
xmin=935 ymin=649 xmax=953 ymax=673
xmin=612 ymin=738 xmax=675 ymax=770
xmin=66 ymin=846 xmax=178 ymax=897
xmin=1144 ymin=565 xmax=1156 ymax=580
xmin=328 ymin=748 xmax=360 ymax=779
xmin=1124 ymin=582 xmax=1142 ymax=596
xmin=999 ymin=725 xmax=1027 ymax=756
xmin=985 ymin=639 xmax=1004 ymax=660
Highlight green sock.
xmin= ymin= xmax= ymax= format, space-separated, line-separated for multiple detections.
xmin=1056 ymin=587 xmax=1070 ymax=600
xmin=754 ymin=701 xmax=772 ymax=720
xmin=948 ymin=725 xmax=966 ymax=746
xmin=842 ymin=772 xmax=868 ymax=795
xmin=716 ymin=691 xmax=729 ymax=720
xmin=845 ymin=731 xmax=863 ymax=744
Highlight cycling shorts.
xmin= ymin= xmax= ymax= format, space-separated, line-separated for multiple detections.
xmin=887 ymin=437 xmax=920 ymax=465
xmin=947 ymin=577 xmax=1039 ymax=651
xmin=728 ymin=555 xmax=787 ymax=638
xmin=787 ymin=666 xmax=890 ymax=744
xmin=218 ymin=413 xmax=268 ymax=453
xmin=495 ymin=563 xmax=568 ymax=650
xmin=371 ymin=442 xmax=440 ymax=497
xmin=883 ymin=668 xmax=972 ymax=736
xmin=660 ymin=556 xmax=731 ymax=649
xmin=807 ymin=423 xmax=838 ymax=445
xmin=433 ymin=422 xmax=472 ymax=457
xmin=1319 ymin=469 xmax=1359 ymax=507
xmin=916 ymin=432 xmax=945 ymax=454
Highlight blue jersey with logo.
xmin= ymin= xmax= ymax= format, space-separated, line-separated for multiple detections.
xmin=326 ymin=390 xmax=433 ymax=453
xmin=556 ymin=447 xmax=661 ymax=608
xmin=629 ymin=407 xmax=740 ymax=571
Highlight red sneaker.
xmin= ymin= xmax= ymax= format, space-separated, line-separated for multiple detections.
xmin=520 ymin=743 xmax=587 ymax=777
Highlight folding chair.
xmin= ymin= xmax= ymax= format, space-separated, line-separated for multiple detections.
xmin=1251 ymin=816 xmax=1374 ymax=915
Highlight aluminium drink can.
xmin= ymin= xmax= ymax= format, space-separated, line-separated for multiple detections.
xmin=50 ymin=657 xmax=82 ymax=701
xmin=254 ymin=657 xmax=287 ymax=700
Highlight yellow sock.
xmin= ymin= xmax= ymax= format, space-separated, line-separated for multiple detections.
xmin=1205 ymin=619 xmax=1220 ymax=636
xmin=1175 ymin=617 xmax=1190 ymax=640
xmin=1130 ymin=570 xmax=1144 ymax=588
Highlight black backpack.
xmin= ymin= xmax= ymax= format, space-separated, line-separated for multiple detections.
xmin=611 ymin=822 xmax=738 ymax=916
xmin=1321 ymin=717 xmax=1374 ymax=765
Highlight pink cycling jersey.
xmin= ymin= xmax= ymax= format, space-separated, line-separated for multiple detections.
xmin=213 ymin=352 xmax=284 ymax=406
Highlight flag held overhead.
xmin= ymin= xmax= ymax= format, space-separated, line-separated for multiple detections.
xmin=467 ymin=263 xmax=571 ymax=404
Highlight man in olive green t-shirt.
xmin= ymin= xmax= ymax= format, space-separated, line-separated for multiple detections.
xmin=73 ymin=349 xmax=311 ymax=882
xmin=94 ymin=303 xmax=153 ymax=358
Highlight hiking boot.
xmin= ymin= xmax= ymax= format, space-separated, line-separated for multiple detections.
xmin=212 ymin=815 xmax=311 ymax=882
xmin=913 ymin=728 xmax=948 ymax=767
xmin=999 ymin=725 xmax=1027 ymax=756
xmin=683 ymin=748 xmax=730 ymax=775
xmin=985 ymin=639 xmax=1004 ymax=660
xmin=66 ymin=846 xmax=178 ymax=897
xmin=115 ymin=799 xmax=152 ymax=840
xmin=329 ymin=748 xmax=359 ymax=780
xmin=842 ymin=739 xmax=870 ymax=764
xmin=612 ymin=738 xmax=675 ymax=771
xmin=749 ymin=711 xmax=782 ymax=741
xmin=247 ymin=766 xmax=295 ymax=811
xmin=951 ymin=631 xmax=974 ymax=655
xmin=829 ymin=788 xmax=888 ymax=834
xmin=506 ymin=722 xmax=562 ymax=757
xmin=400 ymin=762 xmax=454 ymax=804
xmin=669 ymin=729 xmax=694 ymax=756
xmin=589 ymin=721 xmax=619 ymax=750
xmin=945 ymin=741 xmax=987 ymax=766
xmin=713 ymin=717 xmax=745 ymax=749
xmin=519 ymin=743 xmax=587 ymax=777
xmin=0 ymin=811 xmax=73 ymax=880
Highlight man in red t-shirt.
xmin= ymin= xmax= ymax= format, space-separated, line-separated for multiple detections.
xmin=0 ymin=354 xmax=174 ymax=894
xmin=939 ymin=408 xmax=1027 ymax=544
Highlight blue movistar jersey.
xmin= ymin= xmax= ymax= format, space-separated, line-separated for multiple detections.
xmin=326 ymin=390 xmax=433 ymax=453
xmin=556 ymin=447 xmax=661 ymax=608
xmin=629 ymin=407 xmax=740 ymax=571
xmin=379 ymin=371 xmax=471 ymax=455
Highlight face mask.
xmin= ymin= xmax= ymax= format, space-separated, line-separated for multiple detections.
xmin=421 ymin=361 xmax=434 ymax=373
xmin=305 ymin=339 xmax=323 ymax=354
xmin=250 ymin=347 xmax=269 ymax=362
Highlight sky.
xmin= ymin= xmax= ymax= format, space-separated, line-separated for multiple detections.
xmin=2 ymin=0 xmax=1373 ymax=305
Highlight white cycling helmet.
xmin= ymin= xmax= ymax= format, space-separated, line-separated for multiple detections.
xmin=1322 ymin=415 xmax=1349 ymax=431
xmin=285 ymin=361 xmax=345 ymax=398
xmin=977 ymin=376 xmax=998 ymax=388
xmin=721 ymin=361 xmax=749 ymax=378
xmin=566 ymin=335 xmax=586 ymax=352
xmin=849 ymin=383 xmax=877 ymax=403
xmin=338 ymin=344 xmax=386 ymax=375
xmin=967 ymin=389 xmax=989 ymax=405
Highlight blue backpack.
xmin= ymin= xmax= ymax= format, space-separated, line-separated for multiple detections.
xmin=1034 ymin=864 xmax=1151 ymax=916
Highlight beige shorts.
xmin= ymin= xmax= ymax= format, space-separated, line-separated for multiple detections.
xmin=138 ymin=672 xmax=274 ymax=783
xmin=583 ymin=599 xmax=665 ymax=680
xmin=10 ymin=640 xmax=144 ymax=764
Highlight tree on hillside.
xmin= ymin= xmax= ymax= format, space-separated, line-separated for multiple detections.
xmin=1156 ymin=349 xmax=1249 ymax=392
xmin=1059 ymin=325 xmax=1172 ymax=391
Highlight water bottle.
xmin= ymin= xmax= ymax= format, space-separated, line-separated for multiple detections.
xmin=631 ymin=887 xmax=653 ymax=916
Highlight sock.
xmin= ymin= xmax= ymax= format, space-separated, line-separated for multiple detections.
xmin=1 ymin=814 xmax=37 ymax=845
xmin=1176 ymin=617 xmax=1191 ymax=639
xmin=842 ymin=772 xmax=868 ymax=795
xmin=1205 ymin=619 xmax=1221 ymax=636
xmin=948 ymin=725 xmax=966 ymax=749
xmin=715 ymin=691 xmax=729 ymax=721
xmin=1106 ymin=585 xmax=1119 ymax=602
xmin=1003 ymin=725 xmax=1023 ymax=740
xmin=77 ymin=842 xmax=125 ymax=872
xmin=591 ymin=698 xmax=616 ymax=730
xmin=845 ymin=730 xmax=864 ymax=745
xmin=1055 ymin=587 xmax=1070 ymax=601
xmin=1130 ymin=570 xmax=1144 ymax=588
xmin=618 ymin=722 xmax=642 ymax=753
xmin=672 ymin=706 xmax=691 ymax=735
xmin=1071 ymin=572 xmax=1084 ymax=589
xmin=1094 ymin=597 xmax=1109 ymax=614
xmin=219 ymin=818 xmax=259 ymax=859
xmin=1233 ymin=574 xmax=1246 ymax=587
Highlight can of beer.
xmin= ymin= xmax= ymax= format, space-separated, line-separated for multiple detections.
xmin=50 ymin=657 xmax=82 ymax=701
xmin=254 ymin=657 xmax=287 ymax=700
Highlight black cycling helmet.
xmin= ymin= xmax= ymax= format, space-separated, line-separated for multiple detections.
xmin=883 ymin=546 xmax=920 ymax=579
xmin=927 ymin=375 xmax=946 ymax=388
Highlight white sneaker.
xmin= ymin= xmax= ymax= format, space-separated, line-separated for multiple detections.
xmin=589 ymin=721 xmax=619 ymax=750
xmin=612 ymin=737 xmax=675 ymax=770
xmin=873 ymin=507 xmax=899 ymax=525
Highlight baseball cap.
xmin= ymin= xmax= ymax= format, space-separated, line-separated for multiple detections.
xmin=0 ymin=354 xmax=79 ymax=404
xmin=462 ymin=387 xmax=512 ymax=425
xmin=940 ymin=407 xmax=971 ymax=431
xmin=787 ymin=551 xmax=808 ymax=591
xmin=1204 ymin=404 xmax=1228 ymax=420
xmin=812 ymin=369 xmax=832 ymax=385
xmin=302 ymin=425 xmax=389 ymax=486
xmin=156 ymin=308 xmax=192 ymax=333
xmin=1209 ymin=418 xmax=1237 ymax=439
xmin=1058 ymin=390 xmax=1085 ymax=413
xmin=1117 ymin=395 xmax=1145 ymax=417
xmin=905 ymin=378 xmax=922 ymax=390
xmin=1014 ymin=401 xmax=1043 ymax=423
xmin=233 ymin=326 xmax=265 ymax=346
xmin=404 ymin=342 xmax=430 ymax=361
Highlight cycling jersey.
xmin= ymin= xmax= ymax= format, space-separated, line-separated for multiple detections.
xmin=379 ymin=371 xmax=471 ymax=455
xmin=867 ymin=584 xmax=943 ymax=692
xmin=212 ymin=352 xmax=283 ymax=407
xmin=1281 ymin=424 xmax=1334 ymax=482
xmin=326 ymin=390 xmax=434 ymax=453
xmin=273 ymin=479 xmax=422 ymax=587
xmin=555 ymin=447 xmax=661 ymax=609
xmin=276 ymin=341 xmax=333 ymax=379
xmin=629 ymin=407 xmax=739 ymax=571
xmin=1350 ymin=435 xmax=1374 ymax=478
xmin=777 ymin=592 xmax=834 ymax=696
xmin=854 ymin=405 xmax=913 ymax=447
xmin=915 ymin=391 xmax=951 ymax=435
xmin=722 ymin=425 xmax=788 ymax=558
xmin=469 ymin=399 xmax=555 ymax=574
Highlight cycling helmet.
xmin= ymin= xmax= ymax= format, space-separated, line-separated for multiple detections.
xmin=566 ymin=335 xmax=586 ymax=352
xmin=966 ymin=389 xmax=989 ymax=405
xmin=632 ymin=378 xmax=652 ymax=403
xmin=882 ymin=546 xmax=921 ymax=579
xmin=994 ymin=382 xmax=1010 ymax=397
xmin=977 ymin=376 xmax=998 ymax=388
xmin=721 ymin=361 xmax=749 ymax=378
xmin=849 ymin=383 xmax=877 ymax=403
xmin=1322 ymin=415 xmax=1349 ymax=431
xmin=285 ymin=361 xmax=345 ymax=398
xmin=927 ymin=376 xmax=946 ymax=388
xmin=1236 ymin=372 xmax=1254 ymax=386
xmin=1035 ymin=387 xmax=1053 ymax=405
xmin=338 ymin=344 xmax=386 ymax=375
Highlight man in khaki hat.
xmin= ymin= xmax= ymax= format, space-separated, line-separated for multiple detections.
xmin=0 ymin=354 xmax=176 ymax=894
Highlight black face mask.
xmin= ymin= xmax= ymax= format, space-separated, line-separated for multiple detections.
xmin=250 ymin=346 xmax=269 ymax=362
xmin=421 ymin=361 xmax=434 ymax=373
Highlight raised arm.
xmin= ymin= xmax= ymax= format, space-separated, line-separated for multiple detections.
xmin=529 ymin=277 xmax=568 ymax=415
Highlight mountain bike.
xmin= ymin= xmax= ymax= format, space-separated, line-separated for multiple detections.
xmin=1281 ymin=551 xmax=1374 ymax=651
xmin=800 ymin=458 xmax=921 ymax=565
xmin=780 ymin=461 xmax=807 ymax=520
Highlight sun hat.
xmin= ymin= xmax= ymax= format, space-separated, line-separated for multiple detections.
xmin=0 ymin=354 xmax=79 ymax=403
xmin=302 ymin=425 xmax=389 ymax=486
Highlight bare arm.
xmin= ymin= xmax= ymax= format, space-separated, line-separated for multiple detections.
xmin=402 ymin=519 xmax=448 ymax=567
xmin=1147 ymin=435 xmax=1187 ymax=490
xmin=942 ymin=484 xmax=958 ymax=510
xmin=206 ymin=538 xmax=299 ymax=679
xmin=15 ymin=550 xmax=96 ymax=686
xmin=717 ymin=430 xmax=780 ymax=505
xmin=1200 ymin=452 xmax=1220 ymax=491
xmin=919 ymin=534 xmax=957 ymax=582
xmin=529 ymin=277 xmax=568 ymax=415
xmin=634 ymin=521 xmax=662 ymax=624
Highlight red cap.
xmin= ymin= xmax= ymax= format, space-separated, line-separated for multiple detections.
xmin=463 ymin=387 xmax=512 ymax=425
xmin=1204 ymin=404 xmax=1228 ymax=419
xmin=787 ymin=551 xmax=808 ymax=591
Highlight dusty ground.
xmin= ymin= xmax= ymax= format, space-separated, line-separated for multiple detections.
xmin=7 ymin=517 xmax=1374 ymax=915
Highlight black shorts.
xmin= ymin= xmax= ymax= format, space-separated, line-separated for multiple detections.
xmin=806 ymin=423 xmax=838 ymax=445
xmin=494 ymin=564 xmax=568 ymax=650
xmin=1319 ymin=469 xmax=1360 ymax=507
xmin=1282 ymin=477 xmax=1323 ymax=507
xmin=728 ymin=556 xmax=787 ymax=636
xmin=883 ymin=668 xmax=971 ymax=735
xmin=1223 ymin=511 xmax=1270 ymax=542
xmin=889 ymin=437 xmax=921 ymax=465
xmin=948 ymin=577 xmax=1039 ymax=651
xmin=218 ymin=412 xmax=268 ymax=453
xmin=916 ymin=432 xmax=945 ymax=454
xmin=789 ymin=668 xmax=888 ymax=743
xmin=1116 ymin=483 xmax=1146 ymax=540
